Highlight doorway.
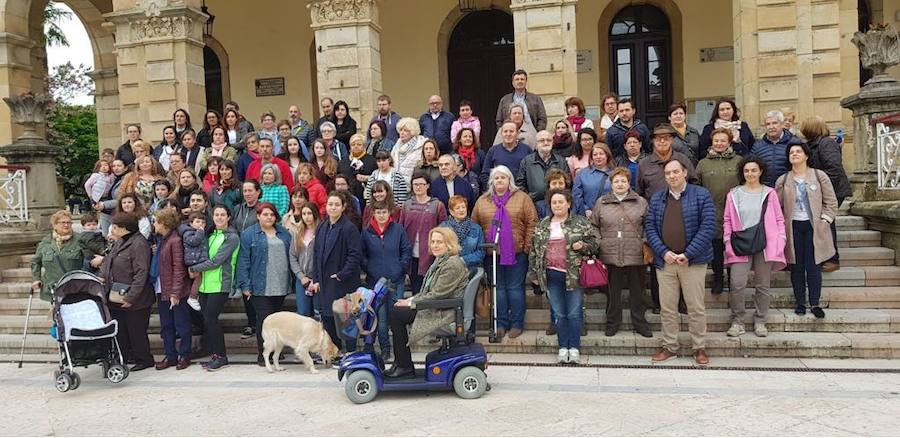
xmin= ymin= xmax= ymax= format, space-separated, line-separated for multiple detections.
xmin=204 ymin=45 xmax=223 ymax=113
xmin=609 ymin=5 xmax=673 ymax=128
xmin=447 ymin=10 xmax=515 ymax=149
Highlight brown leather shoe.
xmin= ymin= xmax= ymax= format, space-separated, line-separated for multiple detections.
xmin=508 ymin=328 xmax=523 ymax=339
xmin=176 ymin=359 xmax=192 ymax=370
xmin=545 ymin=323 xmax=556 ymax=336
xmin=651 ymin=348 xmax=677 ymax=363
xmin=694 ymin=349 xmax=710 ymax=366
xmin=155 ymin=359 xmax=176 ymax=370
xmin=821 ymin=261 xmax=840 ymax=273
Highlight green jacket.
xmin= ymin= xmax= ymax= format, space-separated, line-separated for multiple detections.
xmin=528 ymin=214 xmax=597 ymax=291
xmin=408 ymin=255 xmax=469 ymax=344
xmin=31 ymin=233 xmax=104 ymax=301
xmin=697 ymin=148 xmax=741 ymax=237
xmin=193 ymin=227 xmax=239 ymax=293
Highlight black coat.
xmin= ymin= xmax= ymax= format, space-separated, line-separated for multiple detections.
xmin=339 ymin=154 xmax=378 ymax=208
xmin=312 ymin=216 xmax=362 ymax=316
xmin=334 ymin=117 xmax=358 ymax=146
xmin=808 ymin=136 xmax=852 ymax=200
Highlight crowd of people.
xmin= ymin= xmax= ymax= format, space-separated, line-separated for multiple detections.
xmin=32 ymin=69 xmax=851 ymax=371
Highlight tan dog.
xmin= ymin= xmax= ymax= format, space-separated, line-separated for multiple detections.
xmin=331 ymin=290 xmax=365 ymax=319
xmin=261 ymin=312 xmax=340 ymax=373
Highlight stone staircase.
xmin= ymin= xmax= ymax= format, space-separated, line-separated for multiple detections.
xmin=1 ymin=215 xmax=899 ymax=360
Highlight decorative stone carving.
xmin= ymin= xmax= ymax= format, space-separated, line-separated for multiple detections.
xmin=2 ymin=93 xmax=52 ymax=142
xmin=130 ymin=15 xmax=193 ymax=41
xmin=138 ymin=0 xmax=170 ymax=17
xmin=309 ymin=0 xmax=376 ymax=26
xmin=851 ymin=24 xmax=900 ymax=86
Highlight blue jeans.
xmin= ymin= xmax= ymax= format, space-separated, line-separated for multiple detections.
xmin=158 ymin=296 xmax=192 ymax=361
xmin=489 ymin=252 xmax=528 ymax=330
xmin=791 ymin=220 xmax=822 ymax=306
xmin=376 ymin=280 xmax=405 ymax=354
xmin=545 ymin=270 xmax=583 ymax=349
xmin=295 ymin=278 xmax=314 ymax=317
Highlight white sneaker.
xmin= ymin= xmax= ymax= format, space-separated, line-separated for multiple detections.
xmin=557 ymin=348 xmax=569 ymax=363
xmin=754 ymin=322 xmax=768 ymax=337
xmin=726 ymin=322 xmax=745 ymax=337
xmin=568 ymin=348 xmax=580 ymax=364
xmin=187 ymin=297 xmax=201 ymax=311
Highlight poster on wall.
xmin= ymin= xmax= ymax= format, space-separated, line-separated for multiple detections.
xmin=255 ymin=78 xmax=285 ymax=97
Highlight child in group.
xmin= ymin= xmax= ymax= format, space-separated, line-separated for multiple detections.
xmin=78 ymin=212 xmax=106 ymax=274
xmin=149 ymin=179 xmax=172 ymax=217
xmin=84 ymin=159 xmax=115 ymax=205
xmin=450 ymin=99 xmax=481 ymax=145
xmin=179 ymin=212 xmax=208 ymax=311
xmin=100 ymin=148 xmax=115 ymax=163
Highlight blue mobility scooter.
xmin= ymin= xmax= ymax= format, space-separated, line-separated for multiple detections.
xmin=338 ymin=269 xmax=490 ymax=404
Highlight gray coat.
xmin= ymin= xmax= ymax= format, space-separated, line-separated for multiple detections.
xmin=408 ymin=255 xmax=469 ymax=344
xmin=495 ymin=91 xmax=547 ymax=131
xmin=672 ymin=125 xmax=702 ymax=165
xmin=515 ymin=150 xmax=570 ymax=202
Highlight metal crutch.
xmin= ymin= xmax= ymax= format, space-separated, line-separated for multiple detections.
xmin=18 ymin=285 xmax=37 ymax=368
xmin=488 ymin=219 xmax=501 ymax=343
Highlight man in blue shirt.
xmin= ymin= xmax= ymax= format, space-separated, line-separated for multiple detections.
xmin=418 ymin=95 xmax=455 ymax=154
xmin=480 ymin=121 xmax=530 ymax=188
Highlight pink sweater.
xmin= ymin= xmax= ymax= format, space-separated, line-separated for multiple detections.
xmin=722 ymin=186 xmax=787 ymax=271
xmin=450 ymin=117 xmax=481 ymax=145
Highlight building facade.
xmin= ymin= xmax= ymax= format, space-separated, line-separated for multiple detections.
xmin=1 ymin=0 xmax=899 ymax=173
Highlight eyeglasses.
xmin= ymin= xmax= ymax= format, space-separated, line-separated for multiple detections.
xmin=57 ymin=221 xmax=73 ymax=225
xmin=412 ymin=182 xmax=428 ymax=187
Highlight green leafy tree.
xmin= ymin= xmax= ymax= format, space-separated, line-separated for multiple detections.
xmin=49 ymin=104 xmax=98 ymax=200
xmin=44 ymin=2 xmax=72 ymax=47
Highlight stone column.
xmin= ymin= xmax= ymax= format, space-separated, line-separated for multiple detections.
xmin=87 ymin=68 xmax=123 ymax=150
xmin=732 ymin=0 xmax=858 ymax=133
xmin=104 ymin=0 xmax=208 ymax=143
xmin=309 ymin=0 xmax=383 ymax=126
xmin=0 ymin=31 xmax=35 ymax=147
xmin=510 ymin=0 xmax=578 ymax=126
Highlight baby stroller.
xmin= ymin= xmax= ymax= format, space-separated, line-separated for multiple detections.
xmin=51 ymin=270 xmax=128 ymax=392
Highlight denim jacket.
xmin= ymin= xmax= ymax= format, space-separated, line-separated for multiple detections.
xmin=235 ymin=223 xmax=292 ymax=295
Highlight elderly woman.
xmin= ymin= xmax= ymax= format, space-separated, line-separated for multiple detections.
xmin=528 ymin=189 xmax=596 ymax=364
xmin=400 ymin=172 xmax=448 ymax=294
xmin=342 ymin=133 xmax=377 ymax=208
xmin=366 ymin=119 xmax=396 ymax=155
xmin=801 ymin=117 xmax=852 ymax=273
xmin=440 ymin=195 xmax=485 ymax=274
xmin=319 ymin=121 xmax=350 ymax=162
xmin=151 ymin=208 xmax=192 ymax=370
xmin=259 ymin=164 xmax=290 ymax=216
xmin=572 ymin=142 xmax=614 ymax=217
xmin=724 ymin=157 xmax=787 ymax=338
xmin=697 ymin=128 xmax=742 ymax=294
xmin=391 ymin=117 xmax=427 ymax=185
xmin=776 ymin=143 xmax=837 ymax=319
xmin=699 ymin=98 xmax=754 ymax=158
xmin=31 ymin=211 xmax=103 ymax=301
xmin=615 ymin=130 xmax=647 ymax=189
xmin=471 ymin=165 xmax=538 ymax=339
xmin=668 ymin=103 xmax=701 ymax=165
xmin=592 ymin=167 xmax=651 ymax=338
xmin=100 ymin=212 xmax=154 ymax=372
xmin=386 ymin=227 xmax=469 ymax=378
xmin=235 ymin=202 xmax=293 ymax=366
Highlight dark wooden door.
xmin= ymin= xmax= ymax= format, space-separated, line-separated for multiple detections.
xmin=204 ymin=46 xmax=223 ymax=114
xmin=448 ymin=10 xmax=515 ymax=149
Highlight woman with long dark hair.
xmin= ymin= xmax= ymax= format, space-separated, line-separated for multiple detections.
xmin=331 ymin=100 xmax=357 ymax=146
xmin=197 ymin=110 xmax=222 ymax=148
xmin=699 ymin=98 xmax=754 ymax=158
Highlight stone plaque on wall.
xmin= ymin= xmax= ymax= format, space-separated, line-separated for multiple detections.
xmin=699 ymin=46 xmax=734 ymax=63
xmin=576 ymin=50 xmax=593 ymax=73
xmin=255 ymin=77 xmax=285 ymax=97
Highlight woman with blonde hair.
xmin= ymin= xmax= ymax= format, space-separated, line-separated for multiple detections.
xmin=391 ymin=117 xmax=427 ymax=185
xmin=120 ymin=154 xmax=164 ymax=207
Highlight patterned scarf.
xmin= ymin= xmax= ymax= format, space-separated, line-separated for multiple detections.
xmin=445 ymin=217 xmax=472 ymax=246
xmin=488 ymin=190 xmax=516 ymax=265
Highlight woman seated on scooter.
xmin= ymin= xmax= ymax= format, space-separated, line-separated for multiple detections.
xmin=387 ymin=227 xmax=469 ymax=378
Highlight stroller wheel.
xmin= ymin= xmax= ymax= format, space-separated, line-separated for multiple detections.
xmin=107 ymin=365 xmax=128 ymax=383
xmin=70 ymin=372 xmax=81 ymax=390
xmin=55 ymin=373 xmax=72 ymax=392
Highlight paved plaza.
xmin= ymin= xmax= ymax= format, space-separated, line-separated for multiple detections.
xmin=1 ymin=355 xmax=899 ymax=436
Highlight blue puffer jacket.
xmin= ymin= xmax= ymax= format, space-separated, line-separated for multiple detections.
xmin=751 ymin=129 xmax=804 ymax=187
xmin=235 ymin=223 xmax=292 ymax=295
xmin=361 ymin=221 xmax=412 ymax=287
xmin=419 ymin=111 xmax=456 ymax=154
xmin=644 ymin=184 xmax=716 ymax=268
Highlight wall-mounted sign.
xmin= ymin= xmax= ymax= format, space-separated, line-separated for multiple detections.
xmin=699 ymin=46 xmax=734 ymax=63
xmin=255 ymin=77 xmax=285 ymax=97
xmin=576 ymin=49 xmax=593 ymax=73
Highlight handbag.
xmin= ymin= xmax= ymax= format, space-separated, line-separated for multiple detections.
xmin=731 ymin=193 xmax=769 ymax=256
xmin=108 ymin=282 xmax=131 ymax=305
xmin=475 ymin=279 xmax=491 ymax=318
xmin=579 ymin=257 xmax=608 ymax=288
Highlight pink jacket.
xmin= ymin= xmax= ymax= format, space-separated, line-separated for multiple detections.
xmin=723 ymin=186 xmax=787 ymax=271
xmin=450 ymin=117 xmax=481 ymax=144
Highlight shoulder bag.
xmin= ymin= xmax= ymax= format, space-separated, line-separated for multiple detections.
xmin=730 ymin=193 xmax=769 ymax=256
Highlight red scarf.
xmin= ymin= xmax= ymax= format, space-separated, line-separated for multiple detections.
xmin=567 ymin=115 xmax=586 ymax=133
xmin=458 ymin=144 xmax=476 ymax=170
xmin=368 ymin=217 xmax=391 ymax=238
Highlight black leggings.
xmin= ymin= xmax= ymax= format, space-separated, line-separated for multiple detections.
xmin=389 ymin=306 xmax=417 ymax=368
xmin=250 ymin=296 xmax=285 ymax=356
xmin=199 ymin=292 xmax=228 ymax=357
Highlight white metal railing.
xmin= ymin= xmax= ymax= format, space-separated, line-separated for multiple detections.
xmin=877 ymin=120 xmax=900 ymax=189
xmin=0 ymin=166 xmax=29 ymax=224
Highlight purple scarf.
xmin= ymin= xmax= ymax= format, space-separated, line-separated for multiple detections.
xmin=488 ymin=190 xmax=516 ymax=266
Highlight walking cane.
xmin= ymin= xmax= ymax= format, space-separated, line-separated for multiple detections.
xmin=18 ymin=284 xmax=37 ymax=368
xmin=488 ymin=219 xmax=501 ymax=344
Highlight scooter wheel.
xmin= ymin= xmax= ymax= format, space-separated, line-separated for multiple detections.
xmin=55 ymin=373 xmax=72 ymax=392
xmin=453 ymin=366 xmax=487 ymax=399
xmin=107 ymin=365 xmax=128 ymax=383
xmin=345 ymin=370 xmax=378 ymax=404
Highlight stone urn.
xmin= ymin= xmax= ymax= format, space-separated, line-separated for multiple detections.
xmin=851 ymin=24 xmax=900 ymax=86
xmin=2 ymin=93 xmax=53 ymax=141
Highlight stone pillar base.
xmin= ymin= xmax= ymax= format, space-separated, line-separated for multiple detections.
xmin=851 ymin=201 xmax=900 ymax=265
xmin=0 ymin=138 xmax=63 ymax=230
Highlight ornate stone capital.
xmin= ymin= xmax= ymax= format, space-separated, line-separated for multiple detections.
xmin=104 ymin=4 xmax=205 ymax=46
xmin=852 ymin=25 xmax=900 ymax=86
xmin=308 ymin=0 xmax=379 ymax=29
xmin=130 ymin=15 xmax=194 ymax=41
xmin=2 ymin=93 xmax=52 ymax=142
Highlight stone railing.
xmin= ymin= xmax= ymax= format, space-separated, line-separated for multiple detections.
xmin=0 ymin=165 xmax=29 ymax=224
xmin=876 ymin=114 xmax=900 ymax=190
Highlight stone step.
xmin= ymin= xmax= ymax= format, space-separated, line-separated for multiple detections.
xmin=0 ymin=312 xmax=250 ymax=335
xmin=838 ymin=247 xmax=895 ymax=266
xmin=16 ymin=255 xmax=31 ymax=269
xmin=2 ymin=330 xmax=898 ymax=359
xmin=836 ymin=230 xmax=882 ymax=248
xmin=836 ymin=215 xmax=866 ymax=231
xmin=0 ymin=268 xmax=34 ymax=283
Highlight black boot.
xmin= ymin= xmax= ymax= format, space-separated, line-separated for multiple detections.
xmin=711 ymin=277 xmax=724 ymax=295
xmin=385 ymin=365 xmax=415 ymax=379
